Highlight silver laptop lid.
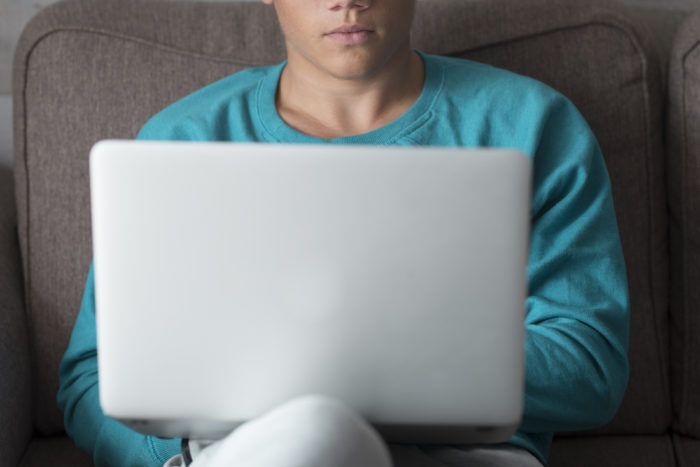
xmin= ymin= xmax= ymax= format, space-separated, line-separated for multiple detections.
xmin=90 ymin=140 xmax=531 ymax=444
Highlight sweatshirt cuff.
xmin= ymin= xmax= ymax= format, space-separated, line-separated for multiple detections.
xmin=148 ymin=436 xmax=182 ymax=464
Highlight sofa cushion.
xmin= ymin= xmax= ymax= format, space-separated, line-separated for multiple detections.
xmin=549 ymin=435 xmax=676 ymax=467
xmin=16 ymin=434 xmax=680 ymax=467
xmin=667 ymin=11 xmax=700 ymax=440
xmin=0 ymin=166 xmax=32 ymax=465
xmin=13 ymin=0 xmax=669 ymax=437
xmin=673 ymin=435 xmax=700 ymax=467
xmin=19 ymin=435 xmax=92 ymax=467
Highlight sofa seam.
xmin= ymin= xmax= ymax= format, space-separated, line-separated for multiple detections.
xmin=679 ymin=37 xmax=700 ymax=435
xmin=17 ymin=10 xmax=36 ymax=433
xmin=24 ymin=26 xmax=281 ymax=68
xmin=603 ymin=16 xmax=672 ymax=426
xmin=671 ymin=433 xmax=685 ymax=467
xmin=630 ymin=16 xmax=674 ymax=429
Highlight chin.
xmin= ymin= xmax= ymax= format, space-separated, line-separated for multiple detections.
xmin=324 ymin=55 xmax=387 ymax=81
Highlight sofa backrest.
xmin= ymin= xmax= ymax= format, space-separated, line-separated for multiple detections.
xmin=667 ymin=11 xmax=700 ymax=441
xmin=13 ymin=0 xmax=669 ymax=437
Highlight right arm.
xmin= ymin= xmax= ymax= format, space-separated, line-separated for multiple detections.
xmin=57 ymin=265 xmax=181 ymax=466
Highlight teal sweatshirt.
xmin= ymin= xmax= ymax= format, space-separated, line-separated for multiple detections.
xmin=57 ymin=51 xmax=630 ymax=466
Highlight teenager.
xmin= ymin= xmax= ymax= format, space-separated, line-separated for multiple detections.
xmin=58 ymin=0 xmax=630 ymax=465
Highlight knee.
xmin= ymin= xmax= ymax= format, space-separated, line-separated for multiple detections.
xmin=274 ymin=394 xmax=361 ymax=428
xmin=212 ymin=395 xmax=392 ymax=467
xmin=273 ymin=395 xmax=391 ymax=466
xmin=251 ymin=394 xmax=373 ymax=445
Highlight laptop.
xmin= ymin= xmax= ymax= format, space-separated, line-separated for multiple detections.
xmin=90 ymin=140 xmax=531 ymax=444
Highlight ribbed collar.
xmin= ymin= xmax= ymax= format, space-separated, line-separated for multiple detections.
xmin=257 ymin=50 xmax=443 ymax=144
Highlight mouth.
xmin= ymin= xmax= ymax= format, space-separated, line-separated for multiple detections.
xmin=324 ymin=24 xmax=375 ymax=45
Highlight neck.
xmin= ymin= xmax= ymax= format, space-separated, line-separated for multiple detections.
xmin=276 ymin=47 xmax=425 ymax=139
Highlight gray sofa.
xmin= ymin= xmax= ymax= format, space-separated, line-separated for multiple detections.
xmin=2 ymin=0 xmax=700 ymax=465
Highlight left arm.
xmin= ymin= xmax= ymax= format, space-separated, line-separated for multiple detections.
xmin=519 ymin=95 xmax=630 ymax=433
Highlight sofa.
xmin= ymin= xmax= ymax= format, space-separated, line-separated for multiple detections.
xmin=2 ymin=0 xmax=700 ymax=465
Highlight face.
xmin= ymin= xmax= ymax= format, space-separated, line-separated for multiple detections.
xmin=261 ymin=0 xmax=417 ymax=81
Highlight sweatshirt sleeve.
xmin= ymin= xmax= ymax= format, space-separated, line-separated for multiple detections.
xmin=518 ymin=95 xmax=630 ymax=433
xmin=57 ymin=265 xmax=181 ymax=466
xmin=57 ymin=103 xmax=218 ymax=465
xmin=57 ymin=106 xmax=189 ymax=467
xmin=56 ymin=107 xmax=205 ymax=465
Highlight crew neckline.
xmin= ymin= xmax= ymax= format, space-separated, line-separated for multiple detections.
xmin=257 ymin=50 xmax=443 ymax=144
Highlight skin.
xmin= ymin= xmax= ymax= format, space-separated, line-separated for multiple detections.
xmin=260 ymin=0 xmax=425 ymax=139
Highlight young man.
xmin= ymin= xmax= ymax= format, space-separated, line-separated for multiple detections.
xmin=57 ymin=0 xmax=630 ymax=466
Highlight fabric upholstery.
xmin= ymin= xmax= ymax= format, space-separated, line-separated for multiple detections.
xmin=673 ymin=436 xmax=700 ymax=467
xmin=19 ymin=435 xmax=92 ymax=467
xmin=13 ymin=434 xmax=683 ymax=467
xmin=667 ymin=11 xmax=700 ymax=440
xmin=616 ymin=6 xmax=692 ymax=88
xmin=0 ymin=166 xmax=32 ymax=466
xmin=549 ymin=435 xmax=677 ymax=467
xmin=10 ymin=0 xmax=671 ymax=451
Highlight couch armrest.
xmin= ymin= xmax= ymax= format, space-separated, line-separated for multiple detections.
xmin=0 ymin=164 xmax=33 ymax=465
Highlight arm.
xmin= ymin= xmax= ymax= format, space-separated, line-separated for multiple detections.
xmin=57 ymin=265 xmax=181 ymax=466
xmin=56 ymin=110 xmax=207 ymax=466
xmin=58 ymin=115 xmax=185 ymax=467
xmin=519 ymin=96 xmax=630 ymax=433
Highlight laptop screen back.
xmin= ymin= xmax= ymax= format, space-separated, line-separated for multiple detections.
xmin=90 ymin=140 xmax=531 ymax=444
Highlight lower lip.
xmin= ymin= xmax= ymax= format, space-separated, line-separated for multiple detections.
xmin=326 ymin=30 xmax=373 ymax=45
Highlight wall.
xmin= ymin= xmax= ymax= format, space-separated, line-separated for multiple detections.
xmin=0 ymin=0 xmax=698 ymax=169
xmin=0 ymin=0 xmax=53 ymax=168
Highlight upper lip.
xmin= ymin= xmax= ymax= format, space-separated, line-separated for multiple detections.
xmin=326 ymin=24 xmax=374 ymax=34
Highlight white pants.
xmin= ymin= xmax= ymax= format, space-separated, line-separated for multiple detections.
xmin=163 ymin=395 xmax=542 ymax=467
